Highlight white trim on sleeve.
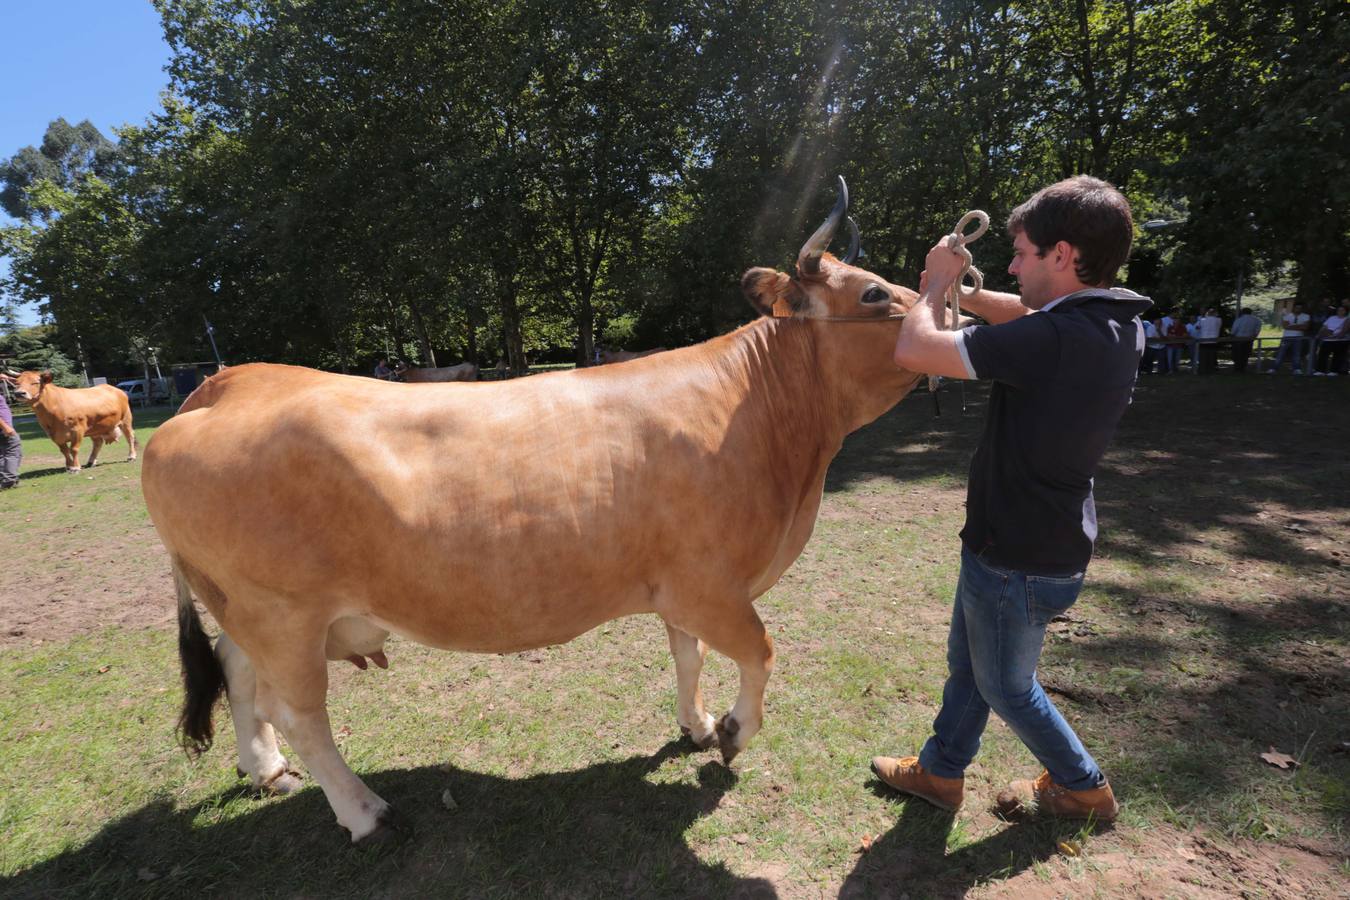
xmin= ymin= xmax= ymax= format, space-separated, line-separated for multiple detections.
xmin=955 ymin=330 xmax=979 ymax=379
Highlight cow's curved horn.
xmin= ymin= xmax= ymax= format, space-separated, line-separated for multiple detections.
xmin=797 ymin=175 xmax=849 ymax=276
xmin=843 ymin=216 xmax=861 ymax=265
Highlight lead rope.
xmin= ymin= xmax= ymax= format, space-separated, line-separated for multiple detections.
xmin=929 ymin=210 xmax=990 ymax=416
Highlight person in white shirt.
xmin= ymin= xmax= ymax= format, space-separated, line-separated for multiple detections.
xmin=1268 ymin=303 xmax=1311 ymax=374
xmin=1139 ymin=316 xmax=1163 ymax=374
xmin=1313 ymin=304 xmax=1349 ymax=375
xmin=1197 ymin=307 xmax=1223 ymax=373
xmin=1229 ymin=307 xmax=1263 ymax=373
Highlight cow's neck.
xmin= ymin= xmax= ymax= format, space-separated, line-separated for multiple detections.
xmin=722 ymin=315 xmax=919 ymax=452
xmin=33 ymin=384 xmax=66 ymax=413
xmin=819 ymin=319 xmax=918 ymax=435
xmin=790 ymin=317 xmax=920 ymax=437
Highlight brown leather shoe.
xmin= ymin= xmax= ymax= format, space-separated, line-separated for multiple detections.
xmin=870 ymin=755 xmax=964 ymax=811
xmin=996 ymin=770 xmax=1119 ymax=822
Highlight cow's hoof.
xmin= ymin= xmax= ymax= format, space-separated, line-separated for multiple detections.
xmin=680 ymin=725 xmax=718 ymax=751
xmin=715 ymin=715 xmax=741 ymax=765
xmin=65 ymin=467 xmax=80 ymax=474
xmin=355 ymin=806 xmax=412 ymax=847
xmin=268 ymin=770 xmax=304 ymax=795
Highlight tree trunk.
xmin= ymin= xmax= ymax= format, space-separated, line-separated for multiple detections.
xmin=577 ymin=307 xmax=594 ymax=368
xmin=499 ymin=281 xmax=526 ymax=376
xmin=465 ymin=303 xmax=478 ymax=365
xmin=385 ymin=298 xmax=408 ymax=364
xmin=405 ymin=296 xmax=437 ymax=368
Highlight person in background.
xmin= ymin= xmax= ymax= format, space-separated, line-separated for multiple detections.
xmin=1139 ymin=315 xmax=1162 ymax=374
xmin=1197 ymin=307 xmax=1223 ymax=373
xmin=0 ymin=372 xmax=22 ymax=489
xmin=1229 ymin=307 xmax=1262 ymax=373
xmin=1312 ymin=304 xmax=1349 ymax=376
xmin=1268 ymin=303 xmax=1311 ymax=374
xmin=1163 ymin=309 xmax=1189 ymax=373
xmin=373 ymin=358 xmax=394 ymax=380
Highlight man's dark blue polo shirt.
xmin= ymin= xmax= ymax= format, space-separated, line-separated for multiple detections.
xmin=953 ymin=288 xmax=1152 ymax=576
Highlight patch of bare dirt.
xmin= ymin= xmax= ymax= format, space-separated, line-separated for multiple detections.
xmin=977 ymin=827 xmax=1347 ymax=899
xmin=0 ymin=526 xmax=173 ymax=648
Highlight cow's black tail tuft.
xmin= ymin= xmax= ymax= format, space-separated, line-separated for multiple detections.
xmin=174 ymin=561 xmax=225 ymax=757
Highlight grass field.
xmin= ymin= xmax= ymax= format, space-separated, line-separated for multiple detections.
xmin=1 ymin=374 xmax=1346 ymax=898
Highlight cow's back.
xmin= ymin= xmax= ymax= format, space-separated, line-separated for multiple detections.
xmin=142 ymin=355 xmax=814 ymax=652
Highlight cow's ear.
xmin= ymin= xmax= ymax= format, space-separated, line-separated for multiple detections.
xmin=40 ymin=371 xmax=53 ymax=384
xmin=742 ymin=267 xmax=806 ymax=318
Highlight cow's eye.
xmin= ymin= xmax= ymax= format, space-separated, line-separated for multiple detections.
xmin=861 ymin=285 xmax=889 ymax=304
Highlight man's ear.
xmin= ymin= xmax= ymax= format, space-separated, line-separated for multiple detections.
xmin=742 ymin=267 xmax=808 ymax=318
xmin=1052 ymin=240 xmax=1077 ymax=273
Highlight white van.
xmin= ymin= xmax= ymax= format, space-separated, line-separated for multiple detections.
xmin=116 ymin=378 xmax=171 ymax=406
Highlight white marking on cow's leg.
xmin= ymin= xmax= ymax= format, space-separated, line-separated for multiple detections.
xmin=692 ymin=606 xmax=775 ymax=765
xmin=216 ymin=633 xmax=294 ymax=792
xmin=251 ymin=647 xmax=391 ymax=842
xmin=85 ymin=437 xmax=105 ymax=468
xmin=664 ymin=623 xmax=717 ymax=748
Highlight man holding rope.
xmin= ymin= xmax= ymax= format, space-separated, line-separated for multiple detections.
xmin=876 ymin=175 xmax=1150 ymax=821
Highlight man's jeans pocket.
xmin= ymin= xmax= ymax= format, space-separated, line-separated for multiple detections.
xmin=1025 ymin=572 xmax=1085 ymax=626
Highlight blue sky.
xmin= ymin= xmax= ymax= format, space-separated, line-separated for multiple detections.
xmin=1 ymin=1 xmax=172 ymax=326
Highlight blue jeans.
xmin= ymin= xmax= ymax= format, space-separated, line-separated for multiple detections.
xmin=919 ymin=546 xmax=1105 ymax=791
xmin=1270 ymin=337 xmax=1306 ymax=372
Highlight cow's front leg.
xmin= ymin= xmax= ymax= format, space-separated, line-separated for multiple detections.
xmin=59 ymin=441 xmax=80 ymax=472
xmin=664 ymin=623 xmax=717 ymax=749
xmin=84 ymin=437 xmax=105 ymax=468
xmin=690 ymin=604 xmax=775 ymax=766
xmin=216 ymin=632 xmax=301 ymax=794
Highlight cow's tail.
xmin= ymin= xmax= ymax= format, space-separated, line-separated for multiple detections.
xmin=174 ymin=559 xmax=225 ymax=756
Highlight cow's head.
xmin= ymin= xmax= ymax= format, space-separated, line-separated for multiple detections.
xmin=742 ymin=177 xmax=917 ymax=322
xmin=11 ymin=371 xmax=51 ymax=402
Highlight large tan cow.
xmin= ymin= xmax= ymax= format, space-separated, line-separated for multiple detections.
xmin=11 ymin=371 xmax=136 ymax=472
xmin=142 ymin=178 xmax=930 ymax=842
xmin=395 ymin=361 xmax=478 ymax=382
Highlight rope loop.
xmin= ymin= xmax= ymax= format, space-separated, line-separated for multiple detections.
xmin=929 ymin=209 xmax=990 ymax=397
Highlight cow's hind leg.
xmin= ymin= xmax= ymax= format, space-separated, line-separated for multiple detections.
xmin=686 ymin=604 xmax=775 ymax=766
xmin=84 ymin=437 xmax=105 ymax=468
xmin=249 ymin=636 xmax=399 ymax=843
xmin=216 ymin=633 xmax=302 ymax=794
xmin=120 ymin=417 xmax=137 ymax=461
xmin=664 ymin=623 xmax=717 ymax=749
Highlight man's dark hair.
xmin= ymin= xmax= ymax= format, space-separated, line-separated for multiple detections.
xmin=1007 ymin=175 xmax=1134 ymax=286
xmin=1241 ymin=308 xmax=1252 ymax=315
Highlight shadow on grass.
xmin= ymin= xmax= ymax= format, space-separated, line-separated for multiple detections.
xmin=1035 ymin=578 xmax=1349 ymax=835
xmin=10 ymin=457 xmax=143 ymax=482
xmin=1 ymin=740 xmax=776 ymax=900
xmin=830 ymin=377 xmax=1350 ymax=572
xmin=841 ymin=784 xmax=1098 ymax=898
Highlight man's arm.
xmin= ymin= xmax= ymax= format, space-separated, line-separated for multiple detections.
xmin=954 ymin=286 xmax=1029 ymax=325
xmin=893 ymin=242 xmax=975 ymax=379
xmin=918 ymin=269 xmax=1027 ymax=324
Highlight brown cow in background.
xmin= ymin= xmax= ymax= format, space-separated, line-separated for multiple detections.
xmin=394 ymin=362 xmax=478 ymax=382
xmin=10 ymin=371 xmax=136 ymax=472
